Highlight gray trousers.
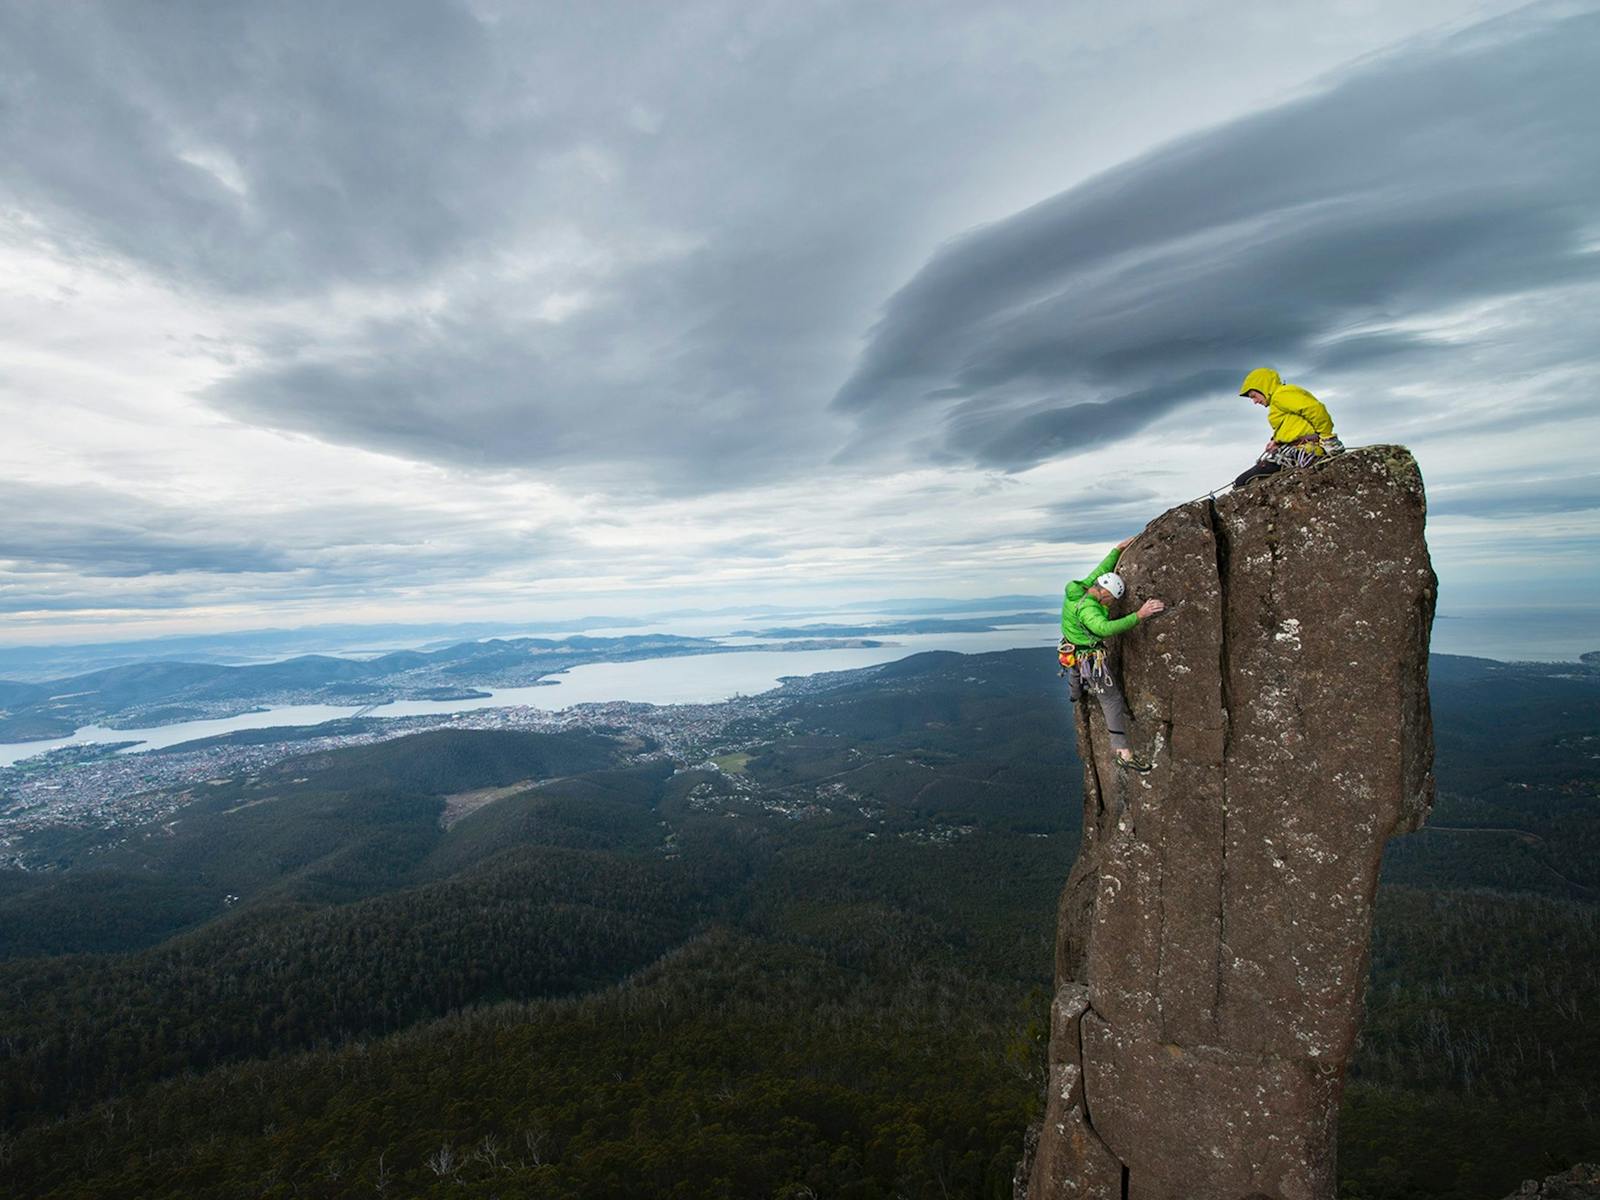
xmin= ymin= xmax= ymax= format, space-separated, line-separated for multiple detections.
xmin=1067 ymin=666 xmax=1131 ymax=754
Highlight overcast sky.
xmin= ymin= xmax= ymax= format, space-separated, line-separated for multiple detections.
xmin=3 ymin=0 xmax=1597 ymax=645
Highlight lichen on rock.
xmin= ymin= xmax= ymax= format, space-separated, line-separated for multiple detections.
xmin=1022 ymin=445 xmax=1436 ymax=1200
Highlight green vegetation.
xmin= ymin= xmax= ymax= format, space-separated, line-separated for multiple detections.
xmin=1 ymin=649 xmax=1597 ymax=1198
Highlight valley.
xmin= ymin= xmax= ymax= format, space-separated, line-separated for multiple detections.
xmin=0 ymin=647 xmax=1596 ymax=1199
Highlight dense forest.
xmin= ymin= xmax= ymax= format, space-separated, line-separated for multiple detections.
xmin=1 ymin=649 xmax=1596 ymax=1198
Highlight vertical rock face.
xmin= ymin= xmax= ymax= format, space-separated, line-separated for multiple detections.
xmin=1024 ymin=446 xmax=1436 ymax=1200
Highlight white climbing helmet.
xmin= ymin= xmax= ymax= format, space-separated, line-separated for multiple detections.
xmin=1096 ymin=572 xmax=1125 ymax=599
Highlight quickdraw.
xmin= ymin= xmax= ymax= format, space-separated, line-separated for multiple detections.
xmin=1078 ymin=645 xmax=1115 ymax=693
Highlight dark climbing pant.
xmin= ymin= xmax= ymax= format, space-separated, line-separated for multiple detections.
xmin=1067 ymin=666 xmax=1131 ymax=754
xmin=1233 ymin=460 xmax=1283 ymax=488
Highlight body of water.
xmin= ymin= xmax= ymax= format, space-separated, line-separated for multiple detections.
xmin=4 ymin=609 xmax=1593 ymax=770
xmin=0 ymin=626 xmax=1055 ymax=767
xmin=1430 ymin=609 xmax=1597 ymax=663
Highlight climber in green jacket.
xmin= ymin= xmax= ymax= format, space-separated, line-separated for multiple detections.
xmin=1060 ymin=537 xmax=1166 ymax=771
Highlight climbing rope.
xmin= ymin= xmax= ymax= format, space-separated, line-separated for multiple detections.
xmin=1175 ymin=439 xmax=1351 ymax=509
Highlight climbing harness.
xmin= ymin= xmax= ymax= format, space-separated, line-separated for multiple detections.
xmin=1259 ymin=441 xmax=1320 ymax=470
xmin=1257 ymin=431 xmax=1348 ymax=471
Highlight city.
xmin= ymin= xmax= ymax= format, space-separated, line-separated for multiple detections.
xmin=0 ymin=665 xmax=878 ymax=871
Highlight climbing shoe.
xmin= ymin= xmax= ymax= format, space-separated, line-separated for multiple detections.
xmin=1115 ymin=753 xmax=1154 ymax=774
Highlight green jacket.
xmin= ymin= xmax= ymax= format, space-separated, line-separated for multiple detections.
xmin=1060 ymin=547 xmax=1140 ymax=648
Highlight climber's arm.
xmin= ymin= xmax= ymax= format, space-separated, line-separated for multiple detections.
xmin=1076 ymin=546 xmax=1121 ymax=588
xmin=1080 ymin=606 xmax=1140 ymax=639
xmin=1306 ymin=396 xmax=1335 ymax=438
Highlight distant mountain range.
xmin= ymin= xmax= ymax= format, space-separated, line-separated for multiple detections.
xmin=0 ymin=604 xmax=1059 ymax=745
xmin=731 ymin=613 xmax=1053 ymax=638
xmin=0 ymin=630 xmax=925 ymax=745
xmin=0 ymin=597 xmax=1055 ymax=682
xmin=0 ymin=619 xmax=642 ymax=682
xmin=0 ymin=634 xmax=733 ymax=743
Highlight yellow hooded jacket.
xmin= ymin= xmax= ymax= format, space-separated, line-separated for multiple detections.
xmin=1240 ymin=368 xmax=1335 ymax=452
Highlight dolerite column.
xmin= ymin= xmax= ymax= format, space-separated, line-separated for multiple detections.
xmin=1022 ymin=446 xmax=1435 ymax=1200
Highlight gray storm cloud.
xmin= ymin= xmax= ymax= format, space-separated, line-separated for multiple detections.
xmin=1 ymin=1 xmax=1120 ymax=493
xmin=206 ymin=293 xmax=845 ymax=492
xmin=0 ymin=483 xmax=293 ymax=579
xmin=0 ymin=0 xmax=542 ymax=292
xmin=4 ymin=0 xmax=1598 ymax=637
xmin=1427 ymin=471 xmax=1600 ymax=519
xmin=0 ymin=481 xmax=577 ymax=611
xmin=832 ymin=2 xmax=1600 ymax=471
xmin=1031 ymin=487 xmax=1169 ymax=546
xmin=10 ymin=1 xmax=1590 ymax=497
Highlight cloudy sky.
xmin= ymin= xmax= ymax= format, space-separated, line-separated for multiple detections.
xmin=3 ymin=0 xmax=1597 ymax=645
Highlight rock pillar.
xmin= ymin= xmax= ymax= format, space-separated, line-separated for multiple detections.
xmin=1023 ymin=446 xmax=1436 ymax=1200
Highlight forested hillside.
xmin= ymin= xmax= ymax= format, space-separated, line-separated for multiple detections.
xmin=2 ymin=650 xmax=1596 ymax=1198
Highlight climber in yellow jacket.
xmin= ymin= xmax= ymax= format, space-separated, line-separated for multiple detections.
xmin=1232 ymin=368 xmax=1345 ymax=488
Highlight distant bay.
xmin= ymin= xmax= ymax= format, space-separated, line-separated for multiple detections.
xmin=0 ymin=626 xmax=1054 ymax=767
xmin=4 ymin=607 xmax=1594 ymax=769
xmin=1429 ymin=607 xmax=1597 ymax=663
